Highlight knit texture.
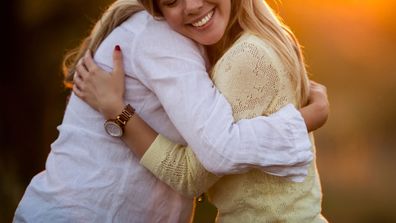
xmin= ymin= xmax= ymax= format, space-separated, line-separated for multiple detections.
xmin=141 ymin=33 xmax=327 ymax=222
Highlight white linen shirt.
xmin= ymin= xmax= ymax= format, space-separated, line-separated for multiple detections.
xmin=14 ymin=11 xmax=312 ymax=223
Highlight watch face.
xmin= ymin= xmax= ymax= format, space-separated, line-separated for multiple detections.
xmin=104 ymin=121 xmax=123 ymax=137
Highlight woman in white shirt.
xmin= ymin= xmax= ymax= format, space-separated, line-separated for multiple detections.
xmin=14 ymin=0 xmax=328 ymax=222
xmin=73 ymin=0 xmax=330 ymax=222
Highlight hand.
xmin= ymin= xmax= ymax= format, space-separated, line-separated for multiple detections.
xmin=299 ymin=80 xmax=330 ymax=132
xmin=308 ymin=80 xmax=329 ymax=110
xmin=73 ymin=45 xmax=126 ymax=119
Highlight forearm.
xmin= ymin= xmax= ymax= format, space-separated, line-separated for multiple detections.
xmin=123 ymin=115 xmax=158 ymax=158
xmin=103 ymin=101 xmax=157 ymax=159
xmin=140 ymin=135 xmax=220 ymax=197
xmin=131 ymin=30 xmax=312 ymax=177
xmin=103 ymin=101 xmax=219 ymax=196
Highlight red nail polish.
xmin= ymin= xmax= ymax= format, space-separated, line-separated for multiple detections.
xmin=115 ymin=45 xmax=121 ymax=51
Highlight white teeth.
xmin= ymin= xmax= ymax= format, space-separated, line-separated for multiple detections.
xmin=192 ymin=10 xmax=214 ymax=27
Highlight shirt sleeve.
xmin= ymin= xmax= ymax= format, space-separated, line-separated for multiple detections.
xmin=131 ymin=21 xmax=312 ymax=179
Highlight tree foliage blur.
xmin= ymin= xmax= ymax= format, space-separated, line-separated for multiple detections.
xmin=1 ymin=0 xmax=396 ymax=222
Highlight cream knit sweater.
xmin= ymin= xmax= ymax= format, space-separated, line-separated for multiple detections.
xmin=140 ymin=33 xmax=327 ymax=222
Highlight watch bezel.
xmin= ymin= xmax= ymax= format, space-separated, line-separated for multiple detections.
xmin=104 ymin=120 xmax=123 ymax=137
xmin=103 ymin=104 xmax=135 ymax=137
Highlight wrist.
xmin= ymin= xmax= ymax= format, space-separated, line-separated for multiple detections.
xmin=300 ymin=99 xmax=329 ymax=132
xmin=311 ymin=97 xmax=329 ymax=119
xmin=101 ymin=100 xmax=125 ymax=120
xmin=104 ymin=104 xmax=136 ymax=138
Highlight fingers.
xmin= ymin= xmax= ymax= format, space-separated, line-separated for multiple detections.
xmin=309 ymin=80 xmax=321 ymax=89
xmin=73 ymin=71 xmax=84 ymax=88
xmin=75 ymin=50 xmax=96 ymax=82
xmin=83 ymin=50 xmax=97 ymax=72
xmin=75 ymin=58 xmax=89 ymax=81
xmin=73 ymin=70 xmax=80 ymax=83
xmin=73 ymin=53 xmax=91 ymax=99
xmin=309 ymin=80 xmax=327 ymax=92
xmin=113 ymin=45 xmax=124 ymax=77
xmin=72 ymin=73 xmax=84 ymax=99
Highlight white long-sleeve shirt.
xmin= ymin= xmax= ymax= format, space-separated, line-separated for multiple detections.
xmin=14 ymin=11 xmax=311 ymax=223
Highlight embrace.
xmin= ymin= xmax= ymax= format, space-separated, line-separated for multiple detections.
xmin=14 ymin=0 xmax=329 ymax=222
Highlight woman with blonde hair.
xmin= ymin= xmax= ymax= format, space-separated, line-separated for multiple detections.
xmin=75 ymin=0 xmax=329 ymax=222
xmin=14 ymin=0 xmax=328 ymax=222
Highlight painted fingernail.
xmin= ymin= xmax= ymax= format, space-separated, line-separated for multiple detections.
xmin=115 ymin=45 xmax=121 ymax=51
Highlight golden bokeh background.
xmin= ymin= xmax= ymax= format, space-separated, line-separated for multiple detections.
xmin=1 ymin=0 xmax=395 ymax=222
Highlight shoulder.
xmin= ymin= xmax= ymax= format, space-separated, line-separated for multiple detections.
xmin=133 ymin=13 xmax=203 ymax=56
xmin=228 ymin=33 xmax=279 ymax=63
xmin=118 ymin=11 xmax=204 ymax=58
xmin=212 ymin=33 xmax=288 ymax=86
xmin=213 ymin=33 xmax=286 ymax=77
xmin=124 ymin=12 xmax=209 ymax=83
xmin=130 ymin=12 xmax=207 ymax=71
xmin=214 ymin=33 xmax=277 ymax=69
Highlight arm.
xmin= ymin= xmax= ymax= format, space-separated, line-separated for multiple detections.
xmin=300 ymin=80 xmax=329 ymax=132
xmin=139 ymin=37 xmax=330 ymax=194
xmin=74 ymin=49 xmax=220 ymax=197
xmin=74 ymin=48 xmax=328 ymax=196
xmin=74 ymin=53 xmax=326 ymax=196
xmin=74 ymin=24 xmax=325 ymax=178
xmin=130 ymin=26 xmax=312 ymax=177
xmin=139 ymin=135 xmax=220 ymax=197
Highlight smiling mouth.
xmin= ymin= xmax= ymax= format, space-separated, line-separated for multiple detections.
xmin=191 ymin=10 xmax=214 ymax=28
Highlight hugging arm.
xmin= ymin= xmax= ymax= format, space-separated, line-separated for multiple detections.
xmin=74 ymin=26 xmax=328 ymax=179
xmin=300 ymin=81 xmax=329 ymax=131
xmin=140 ymin=135 xmax=220 ymax=197
xmin=75 ymin=45 xmax=328 ymax=197
xmin=130 ymin=27 xmax=314 ymax=177
xmin=138 ymin=37 xmax=329 ymax=195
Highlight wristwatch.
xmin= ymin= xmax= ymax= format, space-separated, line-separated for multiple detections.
xmin=104 ymin=104 xmax=135 ymax=137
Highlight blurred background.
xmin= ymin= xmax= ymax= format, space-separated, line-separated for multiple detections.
xmin=1 ymin=0 xmax=395 ymax=222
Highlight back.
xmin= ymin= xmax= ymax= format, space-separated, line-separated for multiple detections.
xmin=208 ymin=33 xmax=326 ymax=222
xmin=14 ymin=11 xmax=194 ymax=223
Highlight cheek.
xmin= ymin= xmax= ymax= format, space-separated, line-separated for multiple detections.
xmin=163 ymin=13 xmax=185 ymax=32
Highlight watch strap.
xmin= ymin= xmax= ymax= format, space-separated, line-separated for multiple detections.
xmin=104 ymin=104 xmax=135 ymax=137
xmin=115 ymin=104 xmax=135 ymax=127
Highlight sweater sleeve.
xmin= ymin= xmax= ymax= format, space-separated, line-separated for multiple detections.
xmin=140 ymin=135 xmax=219 ymax=198
xmin=138 ymin=36 xmax=313 ymax=201
xmin=139 ymin=34 xmax=311 ymax=197
xmin=132 ymin=21 xmax=312 ymax=180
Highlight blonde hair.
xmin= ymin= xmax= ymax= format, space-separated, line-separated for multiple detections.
xmin=63 ymin=0 xmax=144 ymax=88
xmin=219 ymin=0 xmax=309 ymax=107
xmin=138 ymin=0 xmax=309 ymax=106
xmin=64 ymin=0 xmax=309 ymax=106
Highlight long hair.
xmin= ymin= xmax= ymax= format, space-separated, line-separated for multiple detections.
xmin=63 ymin=0 xmax=144 ymax=88
xmin=64 ymin=0 xmax=309 ymax=106
xmin=218 ymin=0 xmax=309 ymax=107
xmin=139 ymin=0 xmax=309 ymax=106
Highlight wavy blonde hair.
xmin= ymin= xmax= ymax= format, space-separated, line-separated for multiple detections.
xmin=139 ymin=0 xmax=309 ymax=106
xmin=63 ymin=0 xmax=144 ymax=88
xmin=221 ymin=0 xmax=310 ymax=107
xmin=63 ymin=0 xmax=308 ymax=106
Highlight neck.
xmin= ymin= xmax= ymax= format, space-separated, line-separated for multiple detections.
xmin=205 ymin=39 xmax=237 ymax=66
xmin=205 ymin=24 xmax=244 ymax=65
xmin=205 ymin=43 xmax=221 ymax=66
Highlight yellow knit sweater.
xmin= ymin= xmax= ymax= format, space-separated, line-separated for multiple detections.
xmin=140 ymin=33 xmax=327 ymax=223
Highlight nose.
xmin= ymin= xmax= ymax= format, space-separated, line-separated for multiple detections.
xmin=184 ymin=0 xmax=204 ymax=15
